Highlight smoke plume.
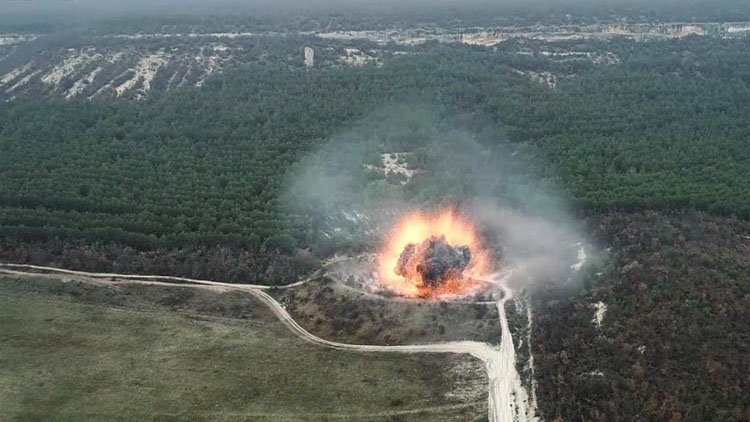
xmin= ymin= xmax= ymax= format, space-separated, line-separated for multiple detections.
xmin=285 ymin=104 xmax=591 ymax=292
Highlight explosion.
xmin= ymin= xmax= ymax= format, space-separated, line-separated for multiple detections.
xmin=377 ymin=209 xmax=490 ymax=297
xmin=395 ymin=235 xmax=472 ymax=285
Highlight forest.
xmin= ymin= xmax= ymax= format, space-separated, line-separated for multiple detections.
xmin=2 ymin=34 xmax=750 ymax=284
xmin=533 ymin=210 xmax=750 ymax=420
xmin=1 ymin=5 xmax=750 ymax=420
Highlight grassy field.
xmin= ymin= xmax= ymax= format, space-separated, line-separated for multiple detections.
xmin=0 ymin=277 xmax=486 ymax=421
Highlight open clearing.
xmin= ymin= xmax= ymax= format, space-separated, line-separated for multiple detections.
xmin=277 ymin=276 xmax=502 ymax=346
xmin=0 ymin=276 xmax=485 ymax=421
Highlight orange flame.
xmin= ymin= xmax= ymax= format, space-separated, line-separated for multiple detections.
xmin=377 ymin=209 xmax=491 ymax=298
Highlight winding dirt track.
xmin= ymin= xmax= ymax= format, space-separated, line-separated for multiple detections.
xmin=0 ymin=263 xmax=535 ymax=422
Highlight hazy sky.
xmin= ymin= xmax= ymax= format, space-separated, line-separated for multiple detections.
xmin=4 ymin=0 xmax=742 ymax=15
xmin=2 ymin=0 xmax=746 ymax=27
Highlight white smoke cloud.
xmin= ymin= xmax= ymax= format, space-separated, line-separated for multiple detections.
xmin=285 ymin=104 xmax=593 ymax=291
xmin=472 ymin=200 xmax=587 ymax=290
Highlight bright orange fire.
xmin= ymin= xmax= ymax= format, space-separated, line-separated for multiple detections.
xmin=377 ymin=209 xmax=491 ymax=298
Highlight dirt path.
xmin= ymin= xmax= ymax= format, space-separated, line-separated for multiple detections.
xmin=486 ymin=273 xmax=538 ymax=422
xmin=0 ymin=263 xmax=315 ymax=289
xmin=0 ymin=263 xmax=536 ymax=422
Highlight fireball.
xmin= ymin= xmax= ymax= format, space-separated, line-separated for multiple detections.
xmin=377 ymin=209 xmax=491 ymax=297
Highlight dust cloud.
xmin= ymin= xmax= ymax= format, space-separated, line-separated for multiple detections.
xmin=284 ymin=104 xmax=591 ymax=291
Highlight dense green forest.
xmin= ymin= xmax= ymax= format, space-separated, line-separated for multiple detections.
xmin=2 ymin=35 xmax=750 ymax=283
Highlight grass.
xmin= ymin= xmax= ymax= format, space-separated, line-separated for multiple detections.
xmin=0 ymin=277 xmax=486 ymax=421
xmin=275 ymin=277 xmax=502 ymax=346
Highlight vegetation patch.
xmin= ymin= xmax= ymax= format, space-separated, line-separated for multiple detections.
xmin=0 ymin=276 xmax=486 ymax=421
xmin=275 ymin=277 xmax=501 ymax=346
xmin=532 ymin=212 xmax=750 ymax=421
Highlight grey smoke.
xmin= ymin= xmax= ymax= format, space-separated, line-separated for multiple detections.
xmin=395 ymin=235 xmax=472 ymax=286
xmin=285 ymin=104 xmax=592 ymax=292
xmin=472 ymin=201 xmax=587 ymax=288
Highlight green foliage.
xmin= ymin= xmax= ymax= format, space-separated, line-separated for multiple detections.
xmin=505 ymin=40 xmax=750 ymax=218
xmin=1 ymin=35 xmax=750 ymax=283
xmin=263 ymin=233 xmax=297 ymax=255
xmin=533 ymin=212 xmax=750 ymax=421
xmin=0 ymin=277 xmax=480 ymax=420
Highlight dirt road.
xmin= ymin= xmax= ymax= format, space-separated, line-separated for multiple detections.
xmin=486 ymin=273 xmax=538 ymax=422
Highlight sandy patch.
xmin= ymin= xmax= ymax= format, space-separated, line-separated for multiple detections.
xmin=592 ymin=301 xmax=607 ymax=329
xmin=66 ymin=66 xmax=103 ymax=99
xmin=6 ymin=69 xmax=40 ymax=93
xmin=304 ymin=47 xmax=315 ymax=68
xmin=115 ymin=52 xmax=168 ymax=97
xmin=41 ymin=49 xmax=101 ymax=86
